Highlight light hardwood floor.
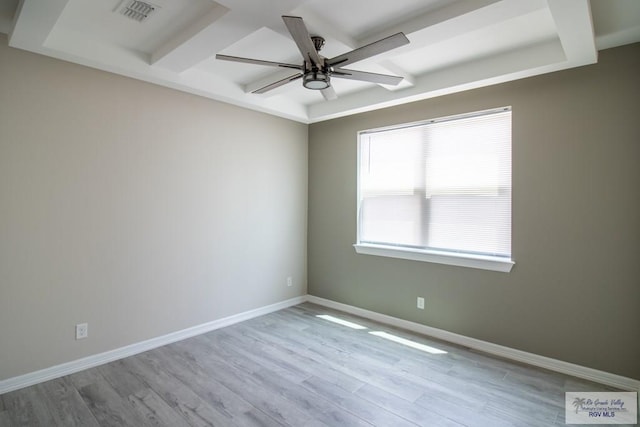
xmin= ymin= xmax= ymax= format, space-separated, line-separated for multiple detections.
xmin=0 ymin=303 xmax=625 ymax=426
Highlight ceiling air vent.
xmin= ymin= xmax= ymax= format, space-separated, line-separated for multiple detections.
xmin=119 ymin=1 xmax=158 ymax=22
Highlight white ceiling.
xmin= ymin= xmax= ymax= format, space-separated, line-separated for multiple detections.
xmin=3 ymin=0 xmax=640 ymax=123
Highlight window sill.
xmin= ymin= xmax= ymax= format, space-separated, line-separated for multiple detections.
xmin=353 ymin=243 xmax=514 ymax=272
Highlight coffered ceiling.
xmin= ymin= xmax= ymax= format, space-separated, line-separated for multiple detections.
xmin=3 ymin=0 xmax=640 ymax=123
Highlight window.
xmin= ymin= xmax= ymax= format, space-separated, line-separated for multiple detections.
xmin=355 ymin=107 xmax=514 ymax=272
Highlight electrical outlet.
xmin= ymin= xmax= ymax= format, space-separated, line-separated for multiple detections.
xmin=417 ymin=297 xmax=425 ymax=310
xmin=76 ymin=323 xmax=88 ymax=340
xmin=287 ymin=276 xmax=293 ymax=287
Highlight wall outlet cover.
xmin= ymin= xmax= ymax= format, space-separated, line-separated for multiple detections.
xmin=76 ymin=323 xmax=88 ymax=340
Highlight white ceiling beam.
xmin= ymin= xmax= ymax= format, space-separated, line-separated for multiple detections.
xmin=546 ymin=0 xmax=597 ymax=64
xmin=8 ymin=0 xmax=69 ymax=50
xmin=151 ymin=11 xmax=254 ymax=72
xmin=591 ymin=0 xmax=640 ymax=50
xmin=378 ymin=60 xmax=415 ymax=91
xmin=0 ymin=0 xmax=19 ymax=35
xmin=393 ymin=0 xmax=547 ymax=48
xmin=150 ymin=5 xmax=230 ymax=70
xmin=596 ymin=25 xmax=640 ymax=51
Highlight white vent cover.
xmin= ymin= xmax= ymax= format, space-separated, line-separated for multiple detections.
xmin=119 ymin=1 xmax=158 ymax=22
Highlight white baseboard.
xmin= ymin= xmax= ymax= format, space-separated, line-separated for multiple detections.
xmin=306 ymin=295 xmax=640 ymax=392
xmin=3 ymin=294 xmax=638 ymax=395
xmin=0 ymin=296 xmax=306 ymax=395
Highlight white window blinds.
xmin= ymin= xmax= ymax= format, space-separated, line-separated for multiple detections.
xmin=357 ymin=107 xmax=512 ymax=258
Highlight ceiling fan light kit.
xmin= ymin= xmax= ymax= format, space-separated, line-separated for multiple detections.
xmin=216 ymin=15 xmax=409 ymax=99
xmin=303 ymin=71 xmax=330 ymax=90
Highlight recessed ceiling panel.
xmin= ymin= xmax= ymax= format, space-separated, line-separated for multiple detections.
xmin=394 ymin=8 xmax=558 ymax=75
xmin=297 ymin=0 xmax=454 ymax=38
xmin=53 ymin=0 xmax=221 ymax=55
xmin=8 ymin=0 xmax=638 ymax=123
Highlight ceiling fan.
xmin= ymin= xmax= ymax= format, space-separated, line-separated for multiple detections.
xmin=216 ymin=15 xmax=410 ymax=100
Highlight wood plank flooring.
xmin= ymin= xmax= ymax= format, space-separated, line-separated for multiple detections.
xmin=0 ymin=303 xmax=625 ymax=426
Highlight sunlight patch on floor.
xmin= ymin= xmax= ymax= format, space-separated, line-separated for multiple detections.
xmin=369 ymin=331 xmax=447 ymax=354
xmin=316 ymin=313 xmax=446 ymax=354
xmin=316 ymin=314 xmax=368 ymax=330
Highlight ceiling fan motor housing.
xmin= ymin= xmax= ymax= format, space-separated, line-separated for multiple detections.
xmin=303 ymin=58 xmax=331 ymax=90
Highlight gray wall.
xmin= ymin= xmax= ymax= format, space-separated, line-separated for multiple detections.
xmin=0 ymin=35 xmax=308 ymax=381
xmin=308 ymin=43 xmax=640 ymax=380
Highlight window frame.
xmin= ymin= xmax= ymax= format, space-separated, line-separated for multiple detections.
xmin=354 ymin=107 xmax=515 ymax=273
